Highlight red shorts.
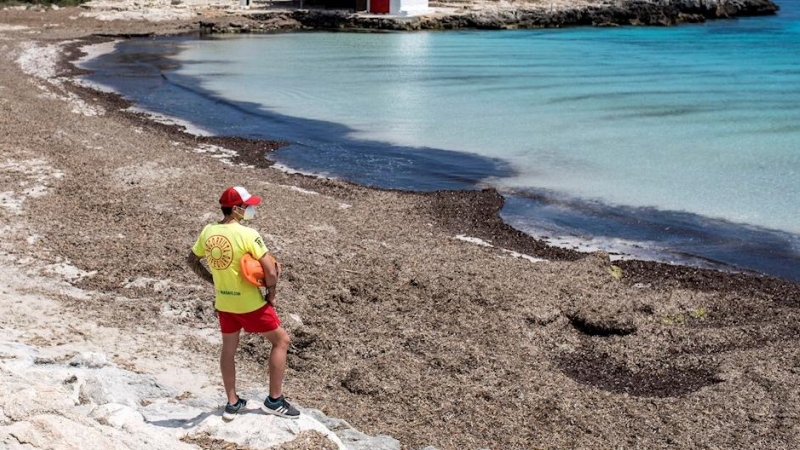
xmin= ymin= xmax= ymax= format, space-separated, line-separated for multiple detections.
xmin=218 ymin=303 xmax=281 ymax=334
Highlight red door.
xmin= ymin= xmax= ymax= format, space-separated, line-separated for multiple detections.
xmin=370 ymin=0 xmax=389 ymax=13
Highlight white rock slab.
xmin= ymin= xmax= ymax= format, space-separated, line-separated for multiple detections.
xmin=0 ymin=341 xmax=358 ymax=449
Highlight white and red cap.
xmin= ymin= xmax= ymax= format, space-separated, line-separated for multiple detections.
xmin=219 ymin=186 xmax=262 ymax=208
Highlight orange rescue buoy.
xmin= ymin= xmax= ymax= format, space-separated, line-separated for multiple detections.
xmin=240 ymin=253 xmax=278 ymax=287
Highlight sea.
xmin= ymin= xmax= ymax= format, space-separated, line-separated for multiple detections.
xmin=79 ymin=0 xmax=800 ymax=282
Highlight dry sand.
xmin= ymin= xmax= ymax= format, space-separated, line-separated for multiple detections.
xmin=1 ymin=5 xmax=799 ymax=450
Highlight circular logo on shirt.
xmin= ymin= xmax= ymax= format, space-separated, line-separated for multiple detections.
xmin=204 ymin=235 xmax=233 ymax=270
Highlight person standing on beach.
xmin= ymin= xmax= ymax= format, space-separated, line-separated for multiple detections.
xmin=187 ymin=186 xmax=300 ymax=421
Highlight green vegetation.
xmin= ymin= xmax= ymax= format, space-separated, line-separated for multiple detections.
xmin=662 ymin=306 xmax=708 ymax=325
xmin=608 ymin=265 xmax=623 ymax=280
xmin=688 ymin=306 xmax=708 ymax=320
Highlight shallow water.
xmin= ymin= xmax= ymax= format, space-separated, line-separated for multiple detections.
xmin=81 ymin=1 xmax=800 ymax=281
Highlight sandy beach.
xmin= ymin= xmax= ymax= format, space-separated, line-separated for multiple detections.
xmin=1 ymin=3 xmax=799 ymax=449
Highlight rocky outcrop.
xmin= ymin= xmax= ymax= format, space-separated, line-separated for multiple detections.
xmin=0 ymin=342 xmax=398 ymax=450
xmin=199 ymin=0 xmax=778 ymax=33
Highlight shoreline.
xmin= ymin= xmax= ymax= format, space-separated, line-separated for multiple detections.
xmin=76 ymin=30 xmax=800 ymax=285
xmin=191 ymin=0 xmax=781 ymax=33
xmin=56 ymin=48 xmax=800 ymax=298
xmin=1 ymin=5 xmax=799 ymax=450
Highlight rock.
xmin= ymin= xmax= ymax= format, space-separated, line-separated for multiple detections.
xmin=34 ymin=356 xmax=56 ymax=365
xmin=79 ymin=368 xmax=174 ymax=408
xmin=305 ymin=408 xmax=401 ymax=450
xmin=90 ymin=403 xmax=145 ymax=429
xmin=0 ymin=341 xmax=388 ymax=449
xmin=184 ymin=395 xmax=346 ymax=449
xmin=69 ymin=352 xmax=109 ymax=368
xmin=232 ymin=0 xmax=777 ymax=32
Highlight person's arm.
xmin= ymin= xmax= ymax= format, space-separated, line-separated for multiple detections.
xmin=258 ymin=254 xmax=279 ymax=306
xmin=186 ymin=251 xmax=214 ymax=285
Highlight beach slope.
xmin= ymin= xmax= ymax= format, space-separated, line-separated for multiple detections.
xmin=0 ymin=6 xmax=798 ymax=450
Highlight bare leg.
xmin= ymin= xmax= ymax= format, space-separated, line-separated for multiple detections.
xmin=261 ymin=327 xmax=291 ymax=399
xmin=221 ymin=331 xmax=241 ymax=404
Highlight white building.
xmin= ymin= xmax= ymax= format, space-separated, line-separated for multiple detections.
xmin=368 ymin=0 xmax=429 ymax=16
xmin=390 ymin=0 xmax=429 ymax=16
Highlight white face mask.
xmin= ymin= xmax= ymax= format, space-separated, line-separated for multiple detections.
xmin=242 ymin=205 xmax=256 ymax=221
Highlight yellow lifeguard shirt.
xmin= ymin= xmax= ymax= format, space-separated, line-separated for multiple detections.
xmin=192 ymin=222 xmax=269 ymax=314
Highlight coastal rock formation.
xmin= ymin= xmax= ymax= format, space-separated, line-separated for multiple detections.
xmin=199 ymin=0 xmax=779 ymax=33
xmin=0 ymin=341 xmax=400 ymax=450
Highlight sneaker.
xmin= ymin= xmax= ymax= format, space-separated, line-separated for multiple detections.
xmin=222 ymin=396 xmax=247 ymax=421
xmin=261 ymin=395 xmax=300 ymax=419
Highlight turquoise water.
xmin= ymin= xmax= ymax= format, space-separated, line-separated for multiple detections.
xmin=171 ymin=16 xmax=800 ymax=235
xmin=82 ymin=2 xmax=800 ymax=280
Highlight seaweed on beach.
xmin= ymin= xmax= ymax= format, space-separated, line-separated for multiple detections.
xmin=3 ymin=9 xmax=799 ymax=450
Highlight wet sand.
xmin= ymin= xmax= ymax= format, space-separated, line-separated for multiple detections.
xmin=1 ymin=6 xmax=798 ymax=449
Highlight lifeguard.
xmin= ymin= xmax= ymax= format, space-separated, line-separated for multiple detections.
xmin=187 ymin=186 xmax=300 ymax=420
